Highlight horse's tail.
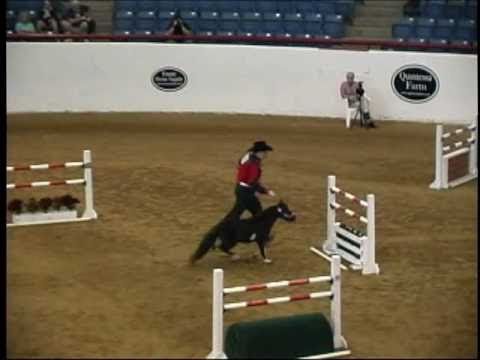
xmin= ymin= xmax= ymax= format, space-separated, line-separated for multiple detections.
xmin=190 ymin=221 xmax=223 ymax=264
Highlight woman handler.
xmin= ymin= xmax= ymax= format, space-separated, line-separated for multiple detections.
xmin=226 ymin=140 xmax=276 ymax=220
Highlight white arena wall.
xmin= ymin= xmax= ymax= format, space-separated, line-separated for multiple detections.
xmin=6 ymin=42 xmax=478 ymax=124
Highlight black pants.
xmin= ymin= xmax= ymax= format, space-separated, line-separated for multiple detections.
xmin=225 ymin=185 xmax=262 ymax=221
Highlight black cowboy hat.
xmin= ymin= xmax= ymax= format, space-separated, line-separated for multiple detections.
xmin=249 ymin=140 xmax=273 ymax=152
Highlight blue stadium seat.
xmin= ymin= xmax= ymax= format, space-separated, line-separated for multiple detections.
xmin=283 ymin=13 xmax=303 ymax=22
xmin=408 ymin=37 xmax=427 ymax=44
xmin=114 ymin=29 xmax=133 ymax=35
xmin=305 ymin=21 xmax=324 ymax=35
xmin=241 ymin=11 xmax=262 ymax=21
xmin=314 ymin=1 xmax=335 ymax=15
xmin=284 ymin=21 xmax=306 ymax=36
xmin=10 ymin=0 xmax=42 ymax=11
xmin=263 ymin=20 xmax=285 ymax=35
xmin=255 ymin=1 xmax=278 ymax=13
xmin=277 ymin=1 xmax=298 ymax=13
xmin=304 ymin=13 xmax=324 ymax=23
xmin=198 ymin=19 xmax=218 ymax=32
xmin=157 ymin=1 xmax=176 ymax=11
xmin=444 ymin=4 xmax=464 ymax=19
xmin=297 ymin=1 xmax=316 ymax=14
xmin=197 ymin=1 xmax=218 ymax=12
xmin=199 ymin=11 xmax=219 ymax=20
xmin=421 ymin=1 xmax=445 ymax=18
xmin=134 ymin=29 xmax=154 ymax=35
xmin=137 ymin=11 xmax=156 ymax=19
xmin=176 ymin=1 xmax=198 ymax=11
xmin=7 ymin=10 xmax=15 ymax=31
xmin=7 ymin=1 xmax=26 ymax=11
xmin=464 ymin=4 xmax=477 ymax=20
xmin=216 ymin=30 xmax=236 ymax=36
xmin=428 ymin=38 xmax=449 ymax=52
xmin=135 ymin=18 xmax=156 ymax=30
xmin=137 ymin=1 xmax=158 ymax=12
xmin=263 ymin=12 xmax=282 ymax=21
xmin=415 ymin=17 xmax=435 ymax=39
xmin=450 ymin=39 xmax=472 ymax=50
xmin=180 ymin=10 xmax=199 ymax=20
xmin=324 ymin=21 xmax=345 ymax=38
xmin=392 ymin=17 xmax=416 ymax=39
xmin=115 ymin=10 xmax=135 ymax=19
xmin=241 ymin=20 xmax=262 ymax=34
xmin=158 ymin=11 xmax=175 ymax=20
xmin=432 ymin=18 xmax=455 ymax=40
xmin=220 ymin=11 xmax=241 ymax=21
xmin=155 ymin=19 xmax=171 ymax=32
xmin=115 ymin=18 xmax=135 ymax=31
xmin=454 ymin=19 xmax=477 ymax=42
xmin=217 ymin=1 xmax=239 ymax=12
xmin=324 ymin=14 xmax=344 ymax=23
xmin=219 ymin=19 xmax=241 ymax=32
xmin=335 ymin=0 xmax=355 ymax=19
xmin=236 ymin=1 xmax=256 ymax=12
xmin=115 ymin=0 xmax=138 ymax=12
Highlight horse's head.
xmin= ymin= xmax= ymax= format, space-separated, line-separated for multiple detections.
xmin=276 ymin=200 xmax=296 ymax=222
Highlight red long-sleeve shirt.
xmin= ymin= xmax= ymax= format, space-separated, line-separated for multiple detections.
xmin=236 ymin=152 xmax=268 ymax=194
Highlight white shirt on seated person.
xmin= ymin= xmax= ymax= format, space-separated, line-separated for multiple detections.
xmin=339 ymin=72 xmax=371 ymax=120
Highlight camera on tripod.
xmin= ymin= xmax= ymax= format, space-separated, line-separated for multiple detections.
xmin=356 ymin=81 xmax=365 ymax=97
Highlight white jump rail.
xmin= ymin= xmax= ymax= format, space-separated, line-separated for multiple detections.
xmin=430 ymin=117 xmax=478 ymax=190
xmin=6 ymin=150 xmax=97 ymax=227
xmin=207 ymin=255 xmax=350 ymax=359
xmin=311 ymin=175 xmax=379 ymax=275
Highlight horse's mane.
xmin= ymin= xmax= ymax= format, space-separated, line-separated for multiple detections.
xmin=242 ymin=205 xmax=278 ymax=224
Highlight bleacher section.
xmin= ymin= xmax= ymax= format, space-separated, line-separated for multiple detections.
xmin=112 ymin=0 xmax=357 ymax=38
xmin=6 ymin=0 xmax=44 ymax=33
xmin=393 ymin=0 xmax=477 ymax=47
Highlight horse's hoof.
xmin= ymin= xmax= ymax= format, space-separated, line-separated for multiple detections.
xmin=263 ymin=258 xmax=273 ymax=264
xmin=231 ymin=254 xmax=241 ymax=261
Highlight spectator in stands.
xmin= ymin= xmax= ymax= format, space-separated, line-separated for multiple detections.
xmin=15 ymin=11 xmax=37 ymax=34
xmin=340 ymin=72 xmax=375 ymax=128
xmin=60 ymin=0 xmax=96 ymax=34
xmin=166 ymin=10 xmax=193 ymax=36
xmin=36 ymin=0 xmax=60 ymax=33
xmin=403 ymin=0 xmax=421 ymax=17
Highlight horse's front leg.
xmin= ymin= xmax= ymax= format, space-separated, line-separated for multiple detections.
xmin=256 ymin=240 xmax=272 ymax=263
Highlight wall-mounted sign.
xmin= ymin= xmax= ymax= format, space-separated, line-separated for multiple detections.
xmin=152 ymin=67 xmax=188 ymax=92
xmin=391 ymin=65 xmax=439 ymax=103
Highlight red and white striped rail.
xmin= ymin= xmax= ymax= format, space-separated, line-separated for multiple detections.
xmin=223 ymin=275 xmax=331 ymax=294
xmin=6 ymin=150 xmax=97 ymax=227
xmin=330 ymin=186 xmax=368 ymax=207
xmin=441 ymin=122 xmax=477 ymax=139
xmin=311 ymin=175 xmax=379 ymax=276
xmin=207 ymin=255 xmax=350 ymax=359
xmin=223 ymin=291 xmax=333 ymax=310
xmin=329 ymin=202 xmax=368 ymax=224
xmin=7 ymin=161 xmax=84 ymax=172
xmin=442 ymin=137 xmax=475 ymax=153
xmin=430 ymin=117 xmax=478 ymax=190
xmin=7 ymin=179 xmax=85 ymax=189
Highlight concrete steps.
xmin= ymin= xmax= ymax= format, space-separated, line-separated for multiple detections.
xmin=83 ymin=0 xmax=113 ymax=34
xmin=347 ymin=0 xmax=407 ymax=39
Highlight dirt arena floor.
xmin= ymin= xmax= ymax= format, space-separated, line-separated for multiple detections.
xmin=6 ymin=113 xmax=477 ymax=358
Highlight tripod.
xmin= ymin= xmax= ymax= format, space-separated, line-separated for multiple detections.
xmin=352 ymin=95 xmax=368 ymax=128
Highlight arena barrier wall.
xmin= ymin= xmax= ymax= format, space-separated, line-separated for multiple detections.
xmin=6 ymin=42 xmax=477 ymax=124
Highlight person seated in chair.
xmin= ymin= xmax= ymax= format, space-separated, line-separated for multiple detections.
xmin=340 ymin=72 xmax=375 ymax=128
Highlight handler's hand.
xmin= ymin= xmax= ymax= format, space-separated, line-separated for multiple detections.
xmin=268 ymin=190 xmax=276 ymax=197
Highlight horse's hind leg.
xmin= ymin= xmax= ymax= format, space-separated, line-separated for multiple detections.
xmin=220 ymin=240 xmax=240 ymax=261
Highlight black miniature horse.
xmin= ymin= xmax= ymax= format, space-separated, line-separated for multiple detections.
xmin=190 ymin=201 xmax=296 ymax=264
